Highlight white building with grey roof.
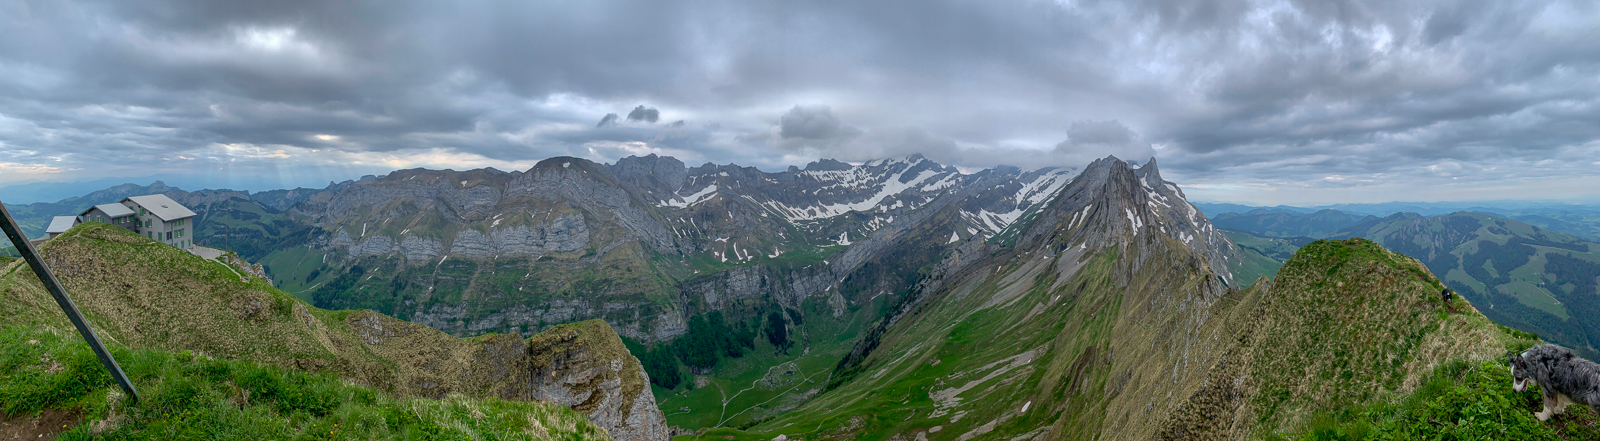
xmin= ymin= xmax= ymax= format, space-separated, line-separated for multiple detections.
xmin=117 ymin=194 xmax=198 ymax=249
xmin=45 ymin=216 xmax=80 ymax=239
xmin=78 ymin=203 xmax=138 ymax=231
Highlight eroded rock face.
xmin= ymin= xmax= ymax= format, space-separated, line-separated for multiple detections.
xmin=339 ymin=312 xmax=670 ymax=440
xmin=527 ymin=320 xmax=669 ymax=441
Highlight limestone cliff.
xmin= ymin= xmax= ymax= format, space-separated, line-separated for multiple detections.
xmin=527 ymin=320 xmax=669 ymax=441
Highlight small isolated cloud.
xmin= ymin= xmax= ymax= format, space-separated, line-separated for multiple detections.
xmin=779 ymin=105 xmax=859 ymax=140
xmin=626 ymin=105 xmax=660 ymax=123
xmin=596 ymin=113 xmax=620 ymax=128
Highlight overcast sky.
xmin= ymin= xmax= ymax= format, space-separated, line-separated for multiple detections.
xmin=1 ymin=0 xmax=1597 ymax=205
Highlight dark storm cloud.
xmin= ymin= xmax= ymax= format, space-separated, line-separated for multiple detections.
xmin=626 ymin=106 xmax=660 ymax=123
xmin=0 ymin=0 xmax=1596 ymax=203
xmin=597 ymin=113 xmax=620 ymax=128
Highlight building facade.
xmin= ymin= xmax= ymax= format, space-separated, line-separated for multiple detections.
xmin=117 ymin=194 xmax=197 ymax=249
xmin=79 ymin=203 xmax=137 ymax=231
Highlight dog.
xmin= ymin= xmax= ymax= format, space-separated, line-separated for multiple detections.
xmin=1508 ymin=344 xmax=1600 ymax=421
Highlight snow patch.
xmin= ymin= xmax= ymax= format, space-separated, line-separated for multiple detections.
xmin=773 ymin=166 xmax=943 ymax=221
xmin=949 ymin=230 xmax=961 ymax=244
xmin=663 ymin=185 xmax=719 ymax=208
xmin=837 ymin=231 xmax=852 ymax=246
xmin=1124 ymin=208 xmax=1143 ymax=235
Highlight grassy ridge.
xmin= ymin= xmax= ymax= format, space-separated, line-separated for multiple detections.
xmin=0 ymin=222 xmax=657 ymax=439
xmin=676 ymin=235 xmax=1597 ymax=440
xmin=1236 ymin=238 xmax=1598 ymax=439
xmin=0 ymin=326 xmax=607 ymax=440
xmin=1289 ymin=359 xmax=1599 ymax=440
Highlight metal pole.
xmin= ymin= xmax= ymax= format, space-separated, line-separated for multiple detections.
xmin=0 ymin=200 xmax=140 ymax=404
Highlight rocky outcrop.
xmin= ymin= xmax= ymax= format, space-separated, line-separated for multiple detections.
xmin=342 ymin=312 xmax=673 ymax=440
xmin=219 ymin=252 xmax=270 ymax=284
xmin=527 ymin=319 xmax=669 ymax=441
xmin=411 ymin=297 xmax=688 ymax=342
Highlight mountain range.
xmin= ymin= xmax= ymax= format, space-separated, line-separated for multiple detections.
xmin=1198 ymin=201 xmax=1600 ymax=242
xmin=4 ymin=154 xmax=1597 ymax=439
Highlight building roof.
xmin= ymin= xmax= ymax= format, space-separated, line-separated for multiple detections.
xmin=46 ymin=216 xmax=79 ymax=234
xmin=81 ymin=203 xmax=136 ymax=218
xmin=122 ymin=194 xmax=197 ymax=221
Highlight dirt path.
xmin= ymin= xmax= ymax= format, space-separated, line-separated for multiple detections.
xmin=0 ymin=409 xmax=81 ymax=441
xmin=719 ymin=366 xmax=833 ymax=427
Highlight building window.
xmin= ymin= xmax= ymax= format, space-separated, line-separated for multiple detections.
xmin=176 ymin=229 xmax=184 ymax=238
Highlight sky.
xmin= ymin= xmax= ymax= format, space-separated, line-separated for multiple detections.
xmin=1 ymin=0 xmax=1597 ymax=205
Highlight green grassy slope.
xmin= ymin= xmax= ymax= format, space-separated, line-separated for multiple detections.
xmin=681 ymin=224 xmax=1257 ymax=441
xmin=1327 ymin=212 xmax=1600 ymax=359
xmin=0 ymin=222 xmax=656 ymax=438
xmin=670 ymin=235 xmax=1596 ymax=440
xmin=1223 ymin=229 xmax=1314 ymax=286
xmin=1231 ymin=239 xmax=1596 ymax=440
xmin=0 ymin=326 xmax=606 ymax=440
xmin=650 ymin=293 xmax=884 ymax=431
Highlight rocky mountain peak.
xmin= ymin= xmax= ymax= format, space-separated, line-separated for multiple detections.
xmin=610 ymin=154 xmax=688 ymax=196
xmin=1015 ymin=154 xmax=1236 ymax=284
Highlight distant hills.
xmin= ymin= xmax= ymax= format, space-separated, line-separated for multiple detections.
xmin=1213 ymin=208 xmax=1377 ymax=238
xmin=1197 ymin=201 xmax=1600 ymax=241
xmin=1328 ymin=212 xmax=1600 ymax=359
xmin=1217 ymin=207 xmax=1600 ymax=360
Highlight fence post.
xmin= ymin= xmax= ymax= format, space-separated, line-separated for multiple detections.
xmin=0 ymin=200 xmax=141 ymax=404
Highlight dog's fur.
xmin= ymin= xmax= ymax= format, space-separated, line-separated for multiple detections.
xmin=1507 ymin=344 xmax=1600 ymax=421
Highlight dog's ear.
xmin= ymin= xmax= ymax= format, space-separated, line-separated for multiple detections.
xmin=1506 ymin=351 xmax=1520 ymax=365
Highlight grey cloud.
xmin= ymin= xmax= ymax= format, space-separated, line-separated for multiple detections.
xmin=779 ymin=105 xmax=859 ymax=140
xmin=0 ymin=0 xmax=1596 ymax=204
xmin=1052 ymin=120 xmax=1156 ymax=166
xmin=597 ymin=113 xmax=620 ymax=128
xmin=626 ymin=105 xmax=660 ymax=123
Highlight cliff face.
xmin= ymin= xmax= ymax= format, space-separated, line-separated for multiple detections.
xmin=527 ymin=320 xmax=669 ymax=441
xmin=0 ymin=223 xmax=669 ymax=441
xmin=273 ymin=154 xmax=1120 ymax=344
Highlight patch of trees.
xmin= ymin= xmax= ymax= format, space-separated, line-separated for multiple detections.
xmin=202 ymin=219 xmax=312 ymax=262
xmin=310 ymin=265 xmax=367 ymax=310
xmin=1543 ymin=253 xmax=1600 ymax=295
xmin=1517 ymin=234 xmax=1590 ymax=253
xmin=1456 ymin=252 xmax=1600 ymax=360
xmin=628 ymin=311 xmax=762 ymax=390
xmin=1461 ymin=238 xmax=1535 ymax=287
xmin=673 ymin=311 xmax=756 ymax=369
xmin=765 ymin=311 xmax=788 ymax=351
xmin=636 ymin=346 xmax=682 ymax=390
